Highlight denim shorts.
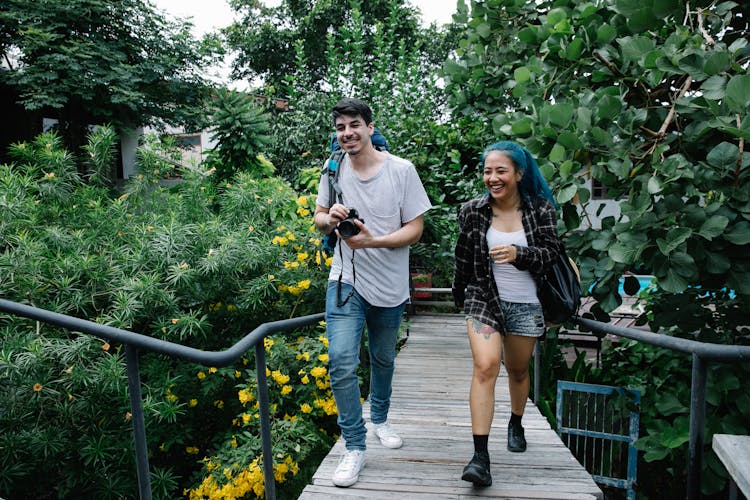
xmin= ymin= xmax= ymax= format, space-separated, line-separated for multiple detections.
xmin=467 ymin=301 xmax=545 ymax=338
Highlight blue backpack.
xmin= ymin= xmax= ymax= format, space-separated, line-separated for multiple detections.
xmin=321 ymin=129 xmax=389 ymax=254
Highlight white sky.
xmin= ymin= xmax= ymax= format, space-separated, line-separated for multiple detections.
xmin=152 ymin=0 xmax=459 ymax=89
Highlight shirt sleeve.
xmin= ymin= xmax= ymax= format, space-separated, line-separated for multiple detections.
xmin=400 ymin=163 xmax=432 ymax=222
xmin=452 ymin=203 xmax=473 ymax=307
xmin=315 ymin=160 xmax=331 ymax=208
xmin=513 ymin=199 xmax=562 ymax=275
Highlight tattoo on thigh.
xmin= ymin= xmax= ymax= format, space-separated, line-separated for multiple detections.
xmin=469 ymin=318 xmax=498 ymax=340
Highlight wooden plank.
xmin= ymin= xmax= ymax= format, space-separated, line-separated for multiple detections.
xmin=298 ymin=314 xmax=603 ymax=499
xmin=712 ymin=434 xmax=750 ymax=497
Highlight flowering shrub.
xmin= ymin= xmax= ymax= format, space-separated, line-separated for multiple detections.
xmin=0 ymin=129 xmax=335 ymax=498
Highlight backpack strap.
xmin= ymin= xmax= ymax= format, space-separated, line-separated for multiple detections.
xmin=324 ymin=149 xmax=346 ymax=208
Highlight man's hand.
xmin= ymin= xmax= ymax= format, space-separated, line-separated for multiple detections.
xmin=339 ymin=219 xmax=373 ymax=249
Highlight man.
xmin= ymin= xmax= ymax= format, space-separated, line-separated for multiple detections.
xmin=313 ymin=98 xmax=431 ymax=487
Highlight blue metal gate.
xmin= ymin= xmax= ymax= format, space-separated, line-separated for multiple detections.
xmin=556 ymin=381 xmax=641 ymax=499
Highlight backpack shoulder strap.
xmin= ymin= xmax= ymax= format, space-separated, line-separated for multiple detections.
xmin=323 ymin=149 xmax=345 ymax=207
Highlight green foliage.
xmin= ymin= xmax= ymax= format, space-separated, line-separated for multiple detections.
xmin=223 ymin=0 xmax=444 ymax=95
xmin=0 ymin=0 xmax=214 ymax=147
xmin=251 ymin=0 xmax=481 ymax=286
xmin=446 ymin=1 xmax=749 ymax=496
xmin=0 ymin=129 xmax=333 ymax=498
xmin=204 ymin=90 xmax=273 ymax=183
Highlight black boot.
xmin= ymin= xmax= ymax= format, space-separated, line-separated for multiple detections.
xmin=461 ymin=451 xmax=492 ymax=486
xmin=507 ymin=421 xmax=527 ymax=452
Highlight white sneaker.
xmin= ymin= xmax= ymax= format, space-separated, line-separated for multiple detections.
xmin=332 ymin=449 xmax=365 ymax=487
xmin=373 ymin=421 xmax=403 ymax=449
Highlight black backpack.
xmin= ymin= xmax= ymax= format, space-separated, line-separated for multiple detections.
xmin=321 ymin=129 xmax=389 ymax=254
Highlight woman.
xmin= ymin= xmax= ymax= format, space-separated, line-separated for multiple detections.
xmin=452 ymin=141 xmax=563 ymax=487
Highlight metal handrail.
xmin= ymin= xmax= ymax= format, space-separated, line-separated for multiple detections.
xmin=569 ymin=316 xmax=750 ymax=500
xmin=0 ymin=298 xmax=324 ymax=500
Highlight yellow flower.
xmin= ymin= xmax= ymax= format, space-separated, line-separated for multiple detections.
xmin=281 ymin=385 xmax=292 ymax=395
xmin=242 ymin=413 xmax=251 ymax=424
xmin=230 ymin=436 xmax=238 ymax=448
xmin=318 ymin=353 xmax=329 ymax=363
xmin=238 ymin=388 xmax=254 ymax=405
xmin=295 ymin=351 xmax=310 ymax=361
xmin=234 ymin=370 xmax=241 ymax=378
xmin=299 ymin=279 xmax=311 ymax=289
xmin=300 ymin=403 xmax=313 ymax=414
xmin=325 ymin=256 xmax=333 ymax=266
xmin=310 ymin=366 xmax=327 ymax=378
xmin=264 ymin=337 xmax=274 ymax=350
xmin=318 ymin=335 xmax=329 ymax=347
xmin=296 ymin=207 xmax=310 ymax=217
xmin=185 ymin=446 xmax=200 ymax=455
xmin=189 ymin=399 xmax=198 ymax=407
xmin=213 ymin=400 xmax=224 ymax=409
xmin=271 ymin=370 xmax=290 ymax=385
xmin=197 ymin=371 xmax=206 ymax=380
xmin=296 ymin=195 xmax=308 ymax=206
xmin=208 ymin=367 xmax=217 ymax=374
xmin=301 ymin=375 xmax=310 ymax=384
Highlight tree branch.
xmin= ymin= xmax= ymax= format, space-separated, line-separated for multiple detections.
xmin=593 ymin=51 xmax=623 ymax=77
xmin=657 ymin=75 xmax=693 ymax=137
xmin=697 ymin=8 xmax=715 ymax=46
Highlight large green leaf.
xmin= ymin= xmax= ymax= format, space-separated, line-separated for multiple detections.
xmin=706 ymin=142 xmax=738 ymax=169
xmin=725 ymin=221 xmax=750 ymax=245
xmin=549 ymin=103 xmax=575 ymax=127
xmin=700 ymin=75 xmax=727 ymax=100
xmin=726 ymin=74 xmax=750 ymax=112
xmin=704 ymin=51 xmax=730 ymax=75
xmin=698 ymin=215 xmax=729 ymax=239
xmin=618 ymin=35 xmax=655 ymax=65
xmin=655 ymin=392 xmax=687 ymax=416
xmin=659 ymin=267 xmax=690 ymax=292
xmin=656 ymin=227 xmax=692 ymax=256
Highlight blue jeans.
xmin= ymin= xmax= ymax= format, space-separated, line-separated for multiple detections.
xmin=325 ymin=281 xmax=406 ymax=451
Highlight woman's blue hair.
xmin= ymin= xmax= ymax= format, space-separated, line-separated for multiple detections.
xmin=482 ymin=141 xmax=557 ymax=207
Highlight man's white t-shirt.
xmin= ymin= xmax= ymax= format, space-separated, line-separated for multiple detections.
xmin=316 ymin=153 xmax=432 ymax=307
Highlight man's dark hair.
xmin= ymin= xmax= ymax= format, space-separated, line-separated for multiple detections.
xmin=332 ymin=98 xmax=373 ymax=126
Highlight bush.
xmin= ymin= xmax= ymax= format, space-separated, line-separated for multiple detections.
xmin=0 ymin=128 xmax=335 ymax=498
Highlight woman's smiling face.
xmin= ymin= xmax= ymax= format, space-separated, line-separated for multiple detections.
xmin=483 ymin=151 xmax=523 ymax=203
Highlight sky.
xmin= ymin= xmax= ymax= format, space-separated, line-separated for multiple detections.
xmin=152 ymin=0 xmax=459 ymax=89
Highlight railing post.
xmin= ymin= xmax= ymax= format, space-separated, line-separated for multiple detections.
xmin=687 ymin=353 xmax=707 ymax=500
xmin=533 ymin=341 xmax=540 ymax=405
xmin=255 ymin=343 xmax=276 ymax=500
xmin=125 ymin=345 xmax=152 ymax=500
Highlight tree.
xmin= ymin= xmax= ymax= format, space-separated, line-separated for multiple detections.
xmin=0 ymin=0 xmax=215 ymax=149
xmin=223 ymin=0 xmax=456 ymax=96
xmin=443 ymin=0 xmax=749 ymax=495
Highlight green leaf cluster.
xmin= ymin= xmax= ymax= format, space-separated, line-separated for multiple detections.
xmin=445 ymin=1 xmax=749 ymax=496
xmin=0 ymin=128 xmax=332 ymax=497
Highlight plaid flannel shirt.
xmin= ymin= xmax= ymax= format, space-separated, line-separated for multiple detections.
xmin=452 ymin=193 xmax=563 ymax=333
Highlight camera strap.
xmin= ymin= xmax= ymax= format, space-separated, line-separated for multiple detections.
xmin=326 ymin=150 xmax=357 ymax=307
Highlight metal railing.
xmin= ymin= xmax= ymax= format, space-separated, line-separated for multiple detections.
xmin=565 ymin=316 xmax=750 ymax=500
xmin=0 ymin=298 xmax=324 ymax=500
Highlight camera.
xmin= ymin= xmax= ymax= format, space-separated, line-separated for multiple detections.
xmin=336 ymin=208 xmax=364 ymax=238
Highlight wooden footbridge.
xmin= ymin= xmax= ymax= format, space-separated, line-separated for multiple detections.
xmin=299 ymin=314 xmax=603 ymax=499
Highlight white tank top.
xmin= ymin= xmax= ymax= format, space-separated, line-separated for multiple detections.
xmin=486 ymin=227 xmax=539 ymax=303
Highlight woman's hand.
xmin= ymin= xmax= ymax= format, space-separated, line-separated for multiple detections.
xmin=489 ymin=244 xmax=517 ymax=264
